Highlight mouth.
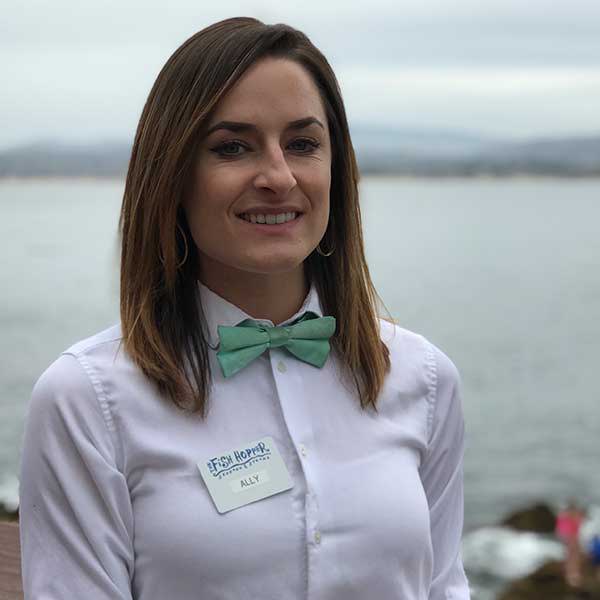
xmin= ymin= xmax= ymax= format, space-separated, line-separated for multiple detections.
xmin=236 ymin=212 xmax=302 ymax=227
xmin=235 ymin=211 xmax=303 ymax=232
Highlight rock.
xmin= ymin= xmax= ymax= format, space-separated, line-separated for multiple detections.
xmin=497 ymin=559 xmax=600 ymax=599
xmin=0 ymin=502 xmax=19 ymax=522
xmin=501 ymin=502 xmax=557 ymax=534
xmin=0 ymin=521 xmax=23 ymax=599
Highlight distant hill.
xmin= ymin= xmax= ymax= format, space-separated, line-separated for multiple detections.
xmin=1 ymin=129 xmax=599 ymax=177
xmin=0 ymin=140 xmax=131 ymax=178
xmin=350 ymin=125 xmax=600 ymax=176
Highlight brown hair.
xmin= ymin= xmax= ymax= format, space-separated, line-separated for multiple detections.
xmin=119 ymin=16 xmax=391 ymax=419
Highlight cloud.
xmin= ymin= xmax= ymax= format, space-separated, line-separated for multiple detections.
xmin=1 ymin=0 xmax=599 ymax=147
xmin=339 ymin=66 xmax=600 ymax=137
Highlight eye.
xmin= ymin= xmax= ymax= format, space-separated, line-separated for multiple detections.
xmin=210 ymin=140 xmax=247 ymax=157
xmin=289 ymin=138 xmax=321 ymax=153
xmin=210 ymin=137 xmax=321 ymax=159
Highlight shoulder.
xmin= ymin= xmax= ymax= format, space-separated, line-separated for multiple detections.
xmin=29 ymin=322 xmax=125 ymax=429
xmin=378 ymin=318 xmax=462 ymax=426
xmin=23 ymin=326 xmax=129 ymax=488
xmin=63 ymin=322 xmax=123 ymax=359
xmin=378 ymin=319 xmax=465 ymax=460
xmin=378 ymin=317 xmax=460 ymax=389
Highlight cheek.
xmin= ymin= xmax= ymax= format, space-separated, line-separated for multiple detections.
xmin=186 ymin=169 xmax=237 ymax=225
xmin=313 ymin=171 xmax=331 ymax=221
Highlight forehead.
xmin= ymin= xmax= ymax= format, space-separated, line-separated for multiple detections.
xmin=209 ymin=58 xmax=327 ymax=127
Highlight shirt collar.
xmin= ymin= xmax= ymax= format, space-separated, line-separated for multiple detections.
xmin=197 ymin=279 xmax=324 ymax=350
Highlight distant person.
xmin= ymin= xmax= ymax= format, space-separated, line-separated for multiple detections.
xmin=555 ymin=499 xmax=586 ymax=587
xmin=18 ymin=16 xmax=470 ymax=600
xmin=589 ymin=534 xmax=600 ymax=581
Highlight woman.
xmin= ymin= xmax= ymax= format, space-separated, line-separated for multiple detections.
xmin=19 ymin=17 xmax=470 ymax=599
xmin=555 ymin=499 xmax=586 ymax=587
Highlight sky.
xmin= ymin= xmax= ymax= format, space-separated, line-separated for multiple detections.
xmin=2 ymin=0 xmax=600 ymax=149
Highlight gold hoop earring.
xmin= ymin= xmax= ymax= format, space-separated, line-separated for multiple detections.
xmin=176 ymin=224 xmax=189 ymax=268
xmin=316 ymin=239 xmax=335 ymax=257
xmin=159 ymin=223 xmax=189 ymax=269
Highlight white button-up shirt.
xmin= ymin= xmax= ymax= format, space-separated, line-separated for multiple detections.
xmin=19 ymin=280 xmax=470 ymax=599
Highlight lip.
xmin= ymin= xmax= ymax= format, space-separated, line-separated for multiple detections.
xmin=236 ymin=206 xmax=303 ymax=216
xmin=235 ymin=213 xmax=303 ymax=234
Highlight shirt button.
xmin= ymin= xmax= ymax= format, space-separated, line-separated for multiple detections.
xmin=277 ymin=360 xmax=287 ymax=373
xmin=314 ymin=530 xmax=321 ymax=544
xmin=299 ymin=444 xmax=307 ymax=457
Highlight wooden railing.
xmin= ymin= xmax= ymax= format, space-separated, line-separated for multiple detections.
xmin=0 ymin=522 xmax=22 ymax=600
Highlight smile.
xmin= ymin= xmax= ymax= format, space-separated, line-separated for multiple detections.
xmin=238 ymin=211 xmax=299 ymax=225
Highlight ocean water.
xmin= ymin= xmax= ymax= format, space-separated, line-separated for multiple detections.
xmin=1 ymin=176 xmax=599 ymax=598
xmin=360 ymin=176 xmax=600 ymax=526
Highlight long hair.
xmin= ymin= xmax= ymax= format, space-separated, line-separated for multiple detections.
xmin=119 ymin=17 xmax=391 ymax=419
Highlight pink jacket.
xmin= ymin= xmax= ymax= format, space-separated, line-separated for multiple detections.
xmin=556 ymin=511 xmax=583 ymax=541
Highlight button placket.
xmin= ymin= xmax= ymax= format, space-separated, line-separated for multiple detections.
xmin=305 ymin=491 xmax=321 ymax=549
xmin=269 ymin=348 xmax=321 ymax=554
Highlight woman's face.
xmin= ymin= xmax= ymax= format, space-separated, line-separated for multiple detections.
xmin=184 ymin=57 xmax=332 ymax=280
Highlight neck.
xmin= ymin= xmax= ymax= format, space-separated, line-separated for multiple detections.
xmin=198 ymin=261 xmax=309 ymax=325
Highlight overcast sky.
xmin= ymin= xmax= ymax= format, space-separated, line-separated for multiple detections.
xmin=2 ymin=0 xmax=600 ymax=149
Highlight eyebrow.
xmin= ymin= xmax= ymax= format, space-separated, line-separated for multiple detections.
xmin=205 ymin=116 xmax=325 ymax=136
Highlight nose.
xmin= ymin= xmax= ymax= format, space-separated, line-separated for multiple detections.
xmin=252 ymin=143 xmax=297 ymax=196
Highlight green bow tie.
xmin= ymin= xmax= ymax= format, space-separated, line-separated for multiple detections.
xmin=216 ymin=311 xmax=336 ymax=378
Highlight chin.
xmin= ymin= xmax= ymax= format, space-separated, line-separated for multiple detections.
xmin=239 ymin=253 xmax=307 ymax=275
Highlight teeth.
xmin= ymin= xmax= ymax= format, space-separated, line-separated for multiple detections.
xmin=240 ymin=212 xmax=297 ymax=225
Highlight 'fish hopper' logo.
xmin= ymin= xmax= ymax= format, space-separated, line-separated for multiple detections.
xmin=207 ymin=441 xmax=272 ymax=479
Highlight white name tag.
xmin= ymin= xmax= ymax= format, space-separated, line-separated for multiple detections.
xmin=197 ymin=436 xmax=294 ymax=513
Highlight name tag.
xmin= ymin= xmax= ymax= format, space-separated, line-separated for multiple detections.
xmin=197 ymin=435 xmax=294 ymax=513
